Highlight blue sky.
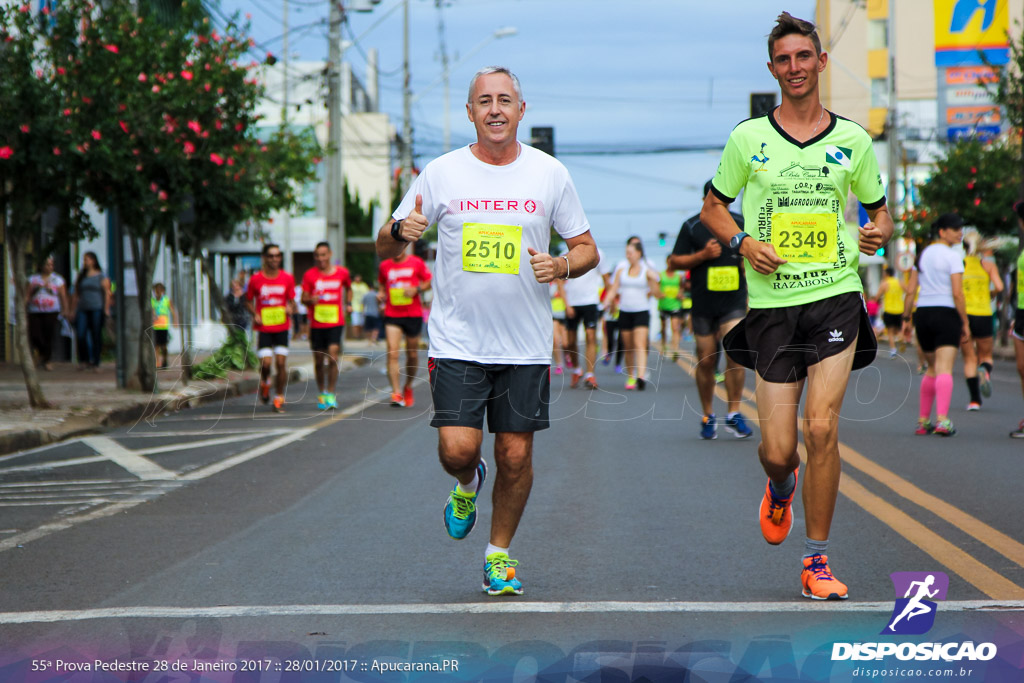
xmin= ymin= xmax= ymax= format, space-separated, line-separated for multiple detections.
xmin=216 ymin=0 xmax=817 ymax=261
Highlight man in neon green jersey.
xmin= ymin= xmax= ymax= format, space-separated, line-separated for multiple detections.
xmin=701 ymin=12 xmax=894 ymax=600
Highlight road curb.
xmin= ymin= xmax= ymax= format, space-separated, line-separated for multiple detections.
xmin=0 ymin=355 xmax=370 ymax=458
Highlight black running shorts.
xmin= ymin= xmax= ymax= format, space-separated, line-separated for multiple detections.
xmin=384 ymin=316 xmax=423 ymax=338
xmin=310 ymin=326 xmax=344 ymax=351
xmin=428 ymin=358 xmax=550 ymax=433
xmin=913 ymin=307 xmax=963 ymax=352
xmin=723 ymin=291 xmax=876 ymax=383
xmin=617 ymin=310 xmax=650 ymax=331
xmin=566 ymin=304 xmax=600 ymax=331
xmin=967 ymin=314 xmax=993 ymax=340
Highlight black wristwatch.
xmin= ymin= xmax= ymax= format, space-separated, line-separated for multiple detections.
xmin=390 ymin=220 xmax=407 ymax=242
xmin=729 ymin=231 xmax=749 ymax=250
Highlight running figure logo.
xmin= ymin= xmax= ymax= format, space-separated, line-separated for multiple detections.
xmin=750 ymin=143 xmax=770 ymax=172
xmin=884 ymin=572 xmax=949 ymax=635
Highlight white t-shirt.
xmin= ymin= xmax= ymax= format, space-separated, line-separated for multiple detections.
xmin=917 ymin=243 xmax=964 ymax=309
xmin=615 ymin=261 xmax=653 ymax=313
xmin=563 ymin=247 xmax=611 ymax=307
xmin=393 ymin=144 xmax=590 ymax=364
xmin=27 ymin=274 xmax=65 ymax=314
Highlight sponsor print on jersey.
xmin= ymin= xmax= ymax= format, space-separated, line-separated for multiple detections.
xmin=749 ymin=142 xmax=770 ymax=172
xmin=825 ymin=145 xmax=853 ymax=168
xmin=447 ymin=198 xmax=545 ymax=216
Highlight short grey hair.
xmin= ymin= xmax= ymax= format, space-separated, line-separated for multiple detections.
xmin=467 ymin=66 xmax=523 ymax=104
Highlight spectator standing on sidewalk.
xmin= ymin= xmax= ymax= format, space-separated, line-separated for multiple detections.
xmin=70 ymin=251 xmax=111 ymax=372
xmin=26 ymin=256 xmax=69 ymax=370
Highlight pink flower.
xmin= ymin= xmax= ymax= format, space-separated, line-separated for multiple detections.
xmin=188 ymin=120 xmax=201 ymax=134
xmin=150 ymin=182 xmax=158 ymax=192
xmin=19 ymin=4 xmax=29 ymax=13
xmin=19 ymin=124 xmax=29 ymax=133
xmin=81 ymin=96 xmax=92 ymax=104
xmin=204 ymin=83 xmax=211 ymax=92
xmin=974 ymin=197 xmax=982 ymax=206
xmin=181 ymin=70 xmax=193 ymax=80
xmin=0 ymin=146 xmax=13 ymax=159
xmin=158 ymin=190 xmax=168 ymax=201
xmin=57 ymin=67 xmax=65 ymax=75
xmin=35 ymin=69 xmax=43 ymax=78
xmin=215 ymin=121 xmax=223 ymax=130
xmin=91 ymin=130 xmax=101 ymax=140
xmin=210 ymin=153 xmax=224 ymax=166
xmin=62 ymin=108 xmax=71 ymax=116
xmin=234 ymin=123 xmax=243 ymax=132
xmin=184 ymin=141 xmax=195 ymax=154
xmin=119 ymin=121 xmax=130 ymax=134
xmin=138 ymin=72 xmax=147 ymax=82
xmin=104 ymin=44 xmax=119 ymax=54
xmin=227 ymin=157 xmax=235 ymax=166
xmin=53 ymin=147 xmax=61 ymax=156
xmin=152 ymin=85 xmax=160 ymax=93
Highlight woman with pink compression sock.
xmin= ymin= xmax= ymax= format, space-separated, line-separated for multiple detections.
xmin=903 ymin=213 xmax=969 ymax=436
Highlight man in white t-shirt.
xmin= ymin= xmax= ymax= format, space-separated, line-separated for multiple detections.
xmin=558 ymin=247 xmax=611 ymax=389
xmin=376 ymin=66 xmax=598 ymax=596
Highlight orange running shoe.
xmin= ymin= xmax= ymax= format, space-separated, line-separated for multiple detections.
xmin=272 ymin=395 xmax=285 ymax=413
xmin=390 ymin=391 xmax=405 ymax=407
xmin=801 ymin=554 xmax=849 ymax=600
xmin=584 ymin=375 xmax=599 ymax=390
xmin=570 ymin=370 xmax=583 ymax=389
xmin=759 ymin=467 xmax=798 ymax=545
xmin=404 ymin=386 xmax=415 ymax=408
xmin=259 ymin=382 xmax=271 ymax=404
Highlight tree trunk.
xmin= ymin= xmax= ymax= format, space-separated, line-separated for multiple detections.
xmin=128 ymin=231 xmax=157 ymax=393
xmin=7 ymin=231 xmax=51 ymax=408
xmin=200 ymin=252 xmax=235 ymax=326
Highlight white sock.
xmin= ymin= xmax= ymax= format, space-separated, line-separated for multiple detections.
xmin=486 ymin=543 xmax=509 ymax=559
xmin=457 ymin=472 xmax=479 ymax=495
xmin=583 ymin=372 xmax=594 ymax=380
xmin=573 ymin=367 xmax=583 ymax=376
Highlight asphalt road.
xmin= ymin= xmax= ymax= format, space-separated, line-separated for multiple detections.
xmin=0 ymin=345 xmax=1023 ymax=682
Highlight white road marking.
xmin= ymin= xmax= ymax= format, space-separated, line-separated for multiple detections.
xmin=119 ymin=429 xmax=289 ymax=438
xmin=0 ymin=455 xmax=110 ymax=475
xmin=81 ymin=436 xmax=177 ymax=481
xmin=0 ymin=600 xmax=1022 ymax=624
xmin=134 ymin=433 xmax=270 ymax=456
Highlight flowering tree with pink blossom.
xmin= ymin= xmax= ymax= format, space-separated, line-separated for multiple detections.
xmin=66 ymin=1 xmax=318 ymax=391
xmin=0 ymin=2 xmax=97 ymax=407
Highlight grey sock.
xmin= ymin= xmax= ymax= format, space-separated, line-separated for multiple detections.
xmin=804 ymin=538 xmax=829 ymax=559
xmin=769 ymin=471 xmax=796 ymax=499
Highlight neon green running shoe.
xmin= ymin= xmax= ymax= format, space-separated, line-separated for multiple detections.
xmin=443 ymin=460 xmax=487 ymax=539
xmin=483 ymin=552 xmax=523 ymax=596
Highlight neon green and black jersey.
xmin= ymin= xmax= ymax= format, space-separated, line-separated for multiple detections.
xmin=711 ymin=112 xmax=886 ymax=308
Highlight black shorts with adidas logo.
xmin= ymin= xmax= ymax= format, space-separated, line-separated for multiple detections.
xmin=723 ymin=291 xmax=876 ymax=383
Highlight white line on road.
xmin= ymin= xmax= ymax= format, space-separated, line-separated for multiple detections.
xmin=81 ymin=436 xmax=177 ymax=481
xmin=1 ymin=600 xmax=1022 ymax=624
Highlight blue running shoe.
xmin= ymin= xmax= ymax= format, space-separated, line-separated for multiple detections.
xmin=724 ymin=412 xmax=753 ymax=438
xmin=317 ymin=393 xmax=328 ymax=410
xmin=326 ymin=393 xmax=337 ymax=409
xmin=443 ymin=459 xmax=487 ymax=540
xmin=700 ymin=414 xmax=717 ymax=440
xmin=483 ymin=552 xmax=523 ymax=596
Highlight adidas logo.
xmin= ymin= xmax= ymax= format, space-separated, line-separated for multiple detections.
xmin=828 ymin=329 xmax=844 ymax=343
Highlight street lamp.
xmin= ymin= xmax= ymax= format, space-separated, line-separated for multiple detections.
xmin=409 ymin=26 xmax=518 ymax=153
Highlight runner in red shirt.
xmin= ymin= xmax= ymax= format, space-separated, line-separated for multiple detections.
xmin=378 ymin=248 xmax=432 ymax=407
xmin=246 ymin=243 xmax=296 ymax=412
xmin=302 ymin=242 xmax=352 ymax=410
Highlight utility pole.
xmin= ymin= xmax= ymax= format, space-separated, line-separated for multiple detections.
xmin=435 ymin=0 xmax=450 ymax=152
xmin=400 ymin=0 xmax=413 ymax=192
xmin=886 ymin=0 xmax=899 ymax=267
xmin=327 ymin=2 xmax=346 ymax=266
xmin=282 ymin=0 xmax=293 ymax=275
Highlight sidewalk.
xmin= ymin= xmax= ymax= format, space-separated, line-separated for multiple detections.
xmin=0 ymin=337 xmax=381 ymax=457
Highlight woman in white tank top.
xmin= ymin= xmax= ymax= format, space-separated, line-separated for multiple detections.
xmin=602 ymin=239 xmax=661 ymax=389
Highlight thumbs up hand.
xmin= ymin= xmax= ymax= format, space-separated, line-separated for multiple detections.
xmin=397 ymin=194 xmax=428 ymax=242
xmin=528 ymin=247 xmax=561 ymax=284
